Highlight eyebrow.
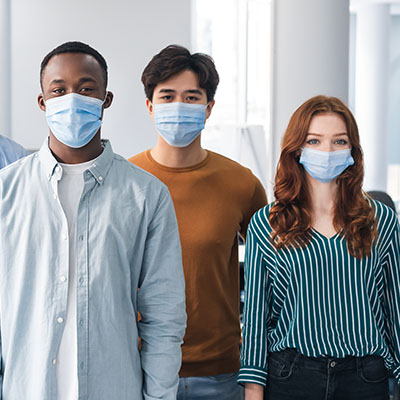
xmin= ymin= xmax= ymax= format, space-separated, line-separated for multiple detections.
xmin=157 ymin=88 xmax=204 ymax=95
xmin=49 ymin=76 xmax=97 ymax=86
xmin=307 ymin=132 xmax=348 ymax=136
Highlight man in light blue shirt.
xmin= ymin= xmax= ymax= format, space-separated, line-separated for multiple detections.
xmin=0 ymin=41 xmax=186 ymax=400
xmin=0 ymin=134 xmax=29 ymax=168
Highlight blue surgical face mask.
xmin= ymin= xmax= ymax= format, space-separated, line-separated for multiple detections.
xmin=45 ymin=92 xmax=106 ymax=148
xmin=153 ymin=102 xmax=206 ymax=147
xmin=299 ymin=147 xmax=354 ymax=183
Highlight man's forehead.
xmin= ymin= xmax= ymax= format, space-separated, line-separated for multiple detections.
xmin=42 ymin=53 xmax=103 ymax=81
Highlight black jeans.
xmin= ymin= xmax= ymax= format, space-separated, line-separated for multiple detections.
xmin=264 ymin=348 xmax=389 ymax=400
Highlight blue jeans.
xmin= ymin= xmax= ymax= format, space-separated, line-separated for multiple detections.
xmin=265 ymin=348 xmax=389 ymax=400
xmin=177 ymin=373 xmax=244 ymax=400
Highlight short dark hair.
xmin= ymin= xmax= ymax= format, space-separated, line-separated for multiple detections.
xmin=142 ymin=45 xmax=219 ymax=102
xmin=40 ymin=41 xmax=108 ymax=89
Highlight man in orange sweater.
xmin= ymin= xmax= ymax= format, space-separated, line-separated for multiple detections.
xmin=129 ymin=45 xmax=267 ymax=400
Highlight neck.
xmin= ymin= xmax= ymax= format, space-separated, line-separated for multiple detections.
xmin=307 ymin=175 xmax=337 ymax=217
xmin=150 ymin=135 xmax=207 ymax=168
xmin=49 ymin=131 xmax=103 ymax=164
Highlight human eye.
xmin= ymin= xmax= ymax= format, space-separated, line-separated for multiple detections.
xmin=186 ymin=96 xmax=199 ymax=102
xmin=80 ymin=87 xmax=94 ymax=93
xmin=306 ymin=138 xmax=319 ymax=145
xmin=52 ymin=88 xmax=65 ymax=95
xmin=160 ymin=95 xmax=172 ymax=101
xmin=335 ymin=139 xmax=348 ymax=145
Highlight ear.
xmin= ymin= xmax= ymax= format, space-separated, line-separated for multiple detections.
xmin=145 ymin=98 xmax=154 ymax=116
xmin=38 ymin=93 xmax=46 ymax=112
xmin=103 ymin=91 xmax=114 ymax=109
xmin=205 ymin=99 xmax=215 ymax=121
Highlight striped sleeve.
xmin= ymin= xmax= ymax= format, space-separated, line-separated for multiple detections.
xmin=238 ymin=208 xmax=273 ymax=387
xmin=377 ymin=204 xmax=400 ymax=384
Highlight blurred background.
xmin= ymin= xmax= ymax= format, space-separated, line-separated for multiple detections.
xmin=0 ymin=0 xmax=399 ymax=211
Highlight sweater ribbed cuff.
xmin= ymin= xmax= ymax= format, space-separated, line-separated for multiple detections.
xmin=237 ymin=365 xmax=267 ymax=386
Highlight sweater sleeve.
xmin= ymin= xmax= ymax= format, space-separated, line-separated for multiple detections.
xmin=379 ymin=209 xmax=400 ymax=384
xmin=238 ymin=210 xmax=273 ymax=387
xmin=240 ymin=176 xmax=268 ymax=239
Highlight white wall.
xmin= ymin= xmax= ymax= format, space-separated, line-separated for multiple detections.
xmin=270 ymin=0 xmax=350 ymax=182
xmin=10 ymin=0 xmax=191 ymax=157
xmin=389 ymin=14 xmax=400 ymax=165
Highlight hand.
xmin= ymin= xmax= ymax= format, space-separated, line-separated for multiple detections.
xmin=245 ymin=383 xmax=264 ymax=400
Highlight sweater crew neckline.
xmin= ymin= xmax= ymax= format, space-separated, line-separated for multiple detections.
xmin=145 ymin=149 xmax=210 ymax=173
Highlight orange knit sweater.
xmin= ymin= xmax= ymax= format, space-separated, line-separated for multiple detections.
xmin=129 ymin=150 xmax=267 ymax=376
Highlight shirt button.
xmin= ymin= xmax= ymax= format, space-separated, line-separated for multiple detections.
xmin=79 ymin=235 xmax=84 ymax=241
xmin=53 ymin=193 xmax=57 ymax=200
xmin=63 ymin=234 xmax=67 ymax=240
xmin=57 ymin=317 xmax=64 ymax=324
xmin=79 ymin=277 xmax=84 ymax=284
xmin=330 ymin=361 xmax=337 ymax=368
xmin=79 ymin=320 xmax=84 ymax=326
xmin=98 ymin=176 xmax=103 ymax=181
xmin=55 ymin=166 xmax=61 ymax=172
xmin=60 ymin=276 xmax=67 ymax=282
xmin=52 ymin=358 xmax=57 ymax=365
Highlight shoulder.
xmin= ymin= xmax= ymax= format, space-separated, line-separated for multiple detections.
xmin=369 ymin=198 xmax=397 ymax=226
xmin=128 ymin=150 xmax=148 ymax=167
xmin=110 ymin=152 xmax=170 ymax=197
xmin=207 ymin=151 xmax=265 ymax=193
xmin=249 ymin=203 xmax=274 ymax=234
xmin=113 ymin=152 xmax=165 ymax=183
xmin=369 ymin=198 xmax=399 ymax=240
xmin=208 ymin=151 xmax=254 ymax=175
xmin=0 ymin=152 xmax=38 ymax=198
xmin=0 ymin=151 xmax=36 ymax=178
xmin=0 ymin=135 xmax=29 ymax=166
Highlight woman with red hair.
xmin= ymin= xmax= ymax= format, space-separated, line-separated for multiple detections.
xmin=237 ymin=95 xmax=400 ymax=399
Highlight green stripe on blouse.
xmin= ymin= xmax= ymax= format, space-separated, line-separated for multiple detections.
xmin=238 ymin=200 xmax=400 ymax=387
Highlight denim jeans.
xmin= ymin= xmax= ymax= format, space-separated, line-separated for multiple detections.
xmin=177 ymin=372 xmax=244 ymax=400
xmin=264 ymin=348 xmax=389 ymax=400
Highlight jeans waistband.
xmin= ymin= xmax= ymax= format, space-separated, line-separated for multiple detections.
xmin=268 ymin=348 xmax=383 ymax=373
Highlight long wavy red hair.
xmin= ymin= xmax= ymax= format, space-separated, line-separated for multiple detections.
xmin=270 ymin=95 xmax=377 ymax=259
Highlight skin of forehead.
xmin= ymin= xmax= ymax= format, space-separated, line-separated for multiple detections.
xmin=42 ymin=53 xmax=105 ymax=89
xmin=308 ymin=113 xmax=347 ymax=135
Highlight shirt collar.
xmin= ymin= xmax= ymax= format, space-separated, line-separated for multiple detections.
xmin=38 ymin=137 xmax=114 ymax=185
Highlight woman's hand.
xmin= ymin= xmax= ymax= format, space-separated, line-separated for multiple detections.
xmin=245 ymin=383 xmax=264 ymax=400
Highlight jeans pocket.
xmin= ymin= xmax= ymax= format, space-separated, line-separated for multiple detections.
xmin=268 ymin=355 xmax=296 ymax=381
xmin=358 ymin=356 xmax=388 ymax=383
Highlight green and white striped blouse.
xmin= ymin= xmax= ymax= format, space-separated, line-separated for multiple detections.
xmin=238 ymin=200 xmax=400 ymax=386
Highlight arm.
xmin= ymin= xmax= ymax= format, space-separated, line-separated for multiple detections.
xmin=380 ymin=213 xmax=400 ymax=385
xmin=240 ymin=176 xmax=267 ymax=240
xmin=137 ymin=187 xmax=186 ymax=400
xmin=238 ymin=215 xmax=270 ymax=388
xmin=245 ymin=383 xmax=264 ymax=400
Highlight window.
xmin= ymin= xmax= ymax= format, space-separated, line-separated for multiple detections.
xmin=192 ymin=0 xmax=273 ymax=186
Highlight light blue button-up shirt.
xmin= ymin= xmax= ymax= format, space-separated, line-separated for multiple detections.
xmin=0 ymin=139 xmax=186 ymax=400
xmin=0 ymin=134 xmax=29 ymax=169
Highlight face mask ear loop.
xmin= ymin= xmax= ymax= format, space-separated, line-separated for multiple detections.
xmin=102 ymin=91 xmax=108 ymax=105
